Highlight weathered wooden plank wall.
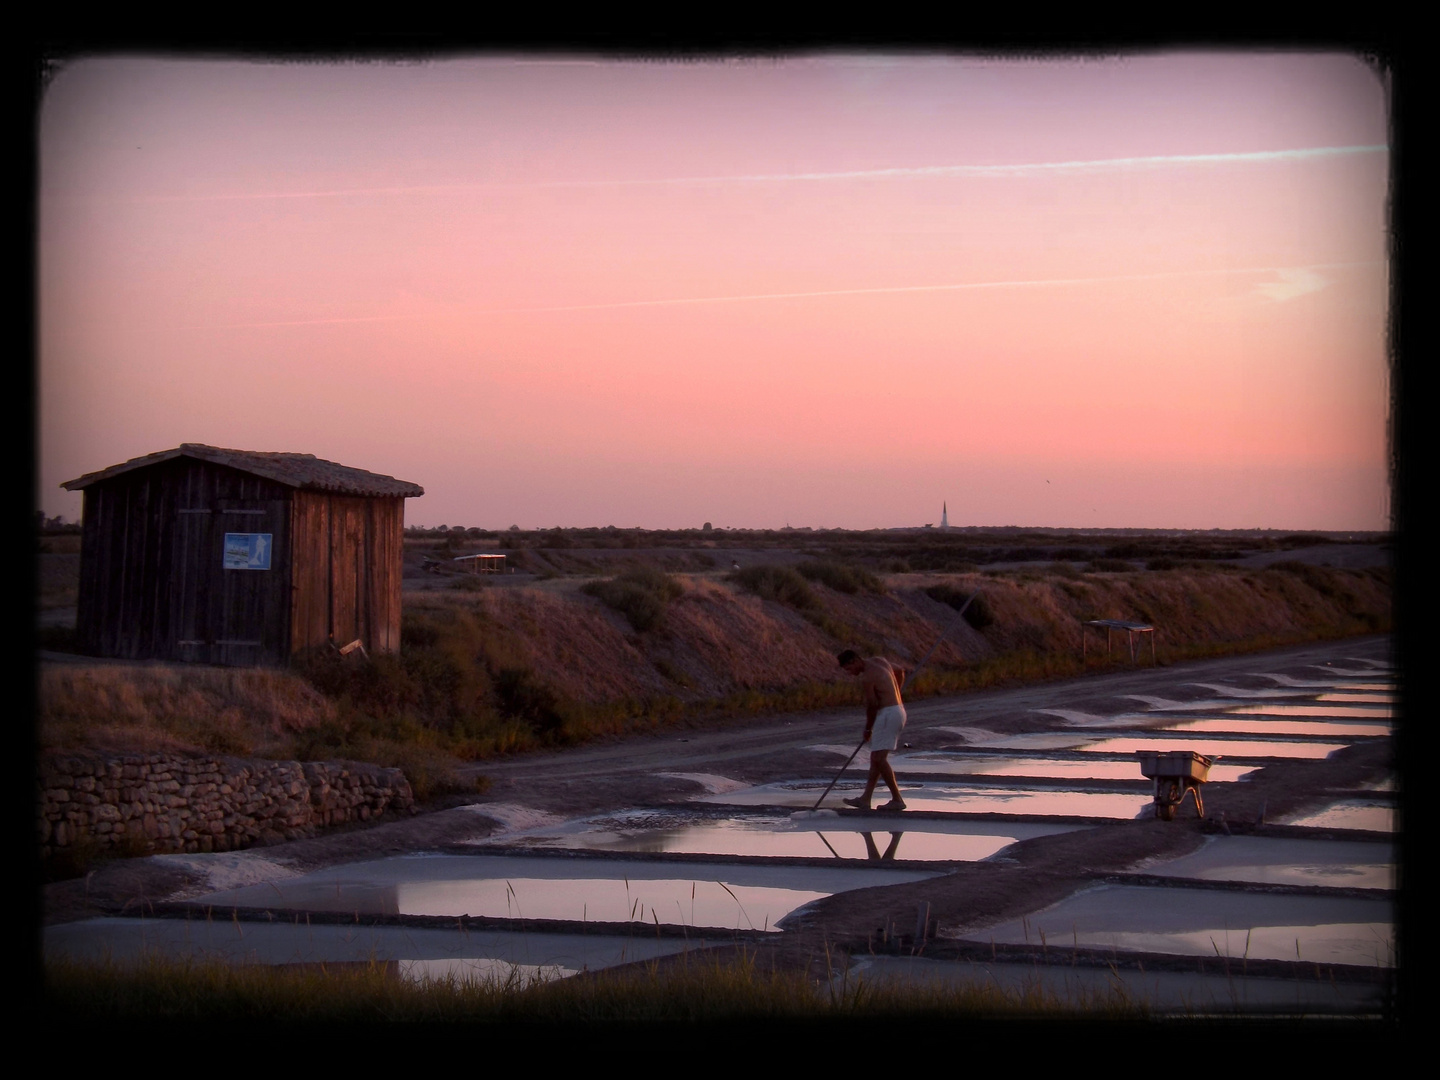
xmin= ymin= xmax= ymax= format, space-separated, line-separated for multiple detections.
xmin=76 ymin=460 xmax=291 ymax=665
xmin=289 ymin=492 xmax=330 ymax=656
xmin=371 ymin=496 xmax=403 ymax=653
xmin=289 ymin=493 xmax=403 ymax=656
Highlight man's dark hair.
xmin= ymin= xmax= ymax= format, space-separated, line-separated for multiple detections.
xmin=836 ymin=649 xmax=860 ymax=667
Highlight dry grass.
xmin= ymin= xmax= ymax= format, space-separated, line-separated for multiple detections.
xmin=39 ymin=564 xmax=1390 ymax=770
xmin=38 ymin=664 xmax=336 ymax=757
xmin=44 ymin=949 xmax=1147 ymax=1024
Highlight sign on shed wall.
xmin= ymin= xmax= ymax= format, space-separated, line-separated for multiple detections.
xmin=224 ymin=532 xmax=273 ymax=570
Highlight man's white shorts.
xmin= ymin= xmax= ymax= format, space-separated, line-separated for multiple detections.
xmin=869 ymin=704 xmax=907 ymax=753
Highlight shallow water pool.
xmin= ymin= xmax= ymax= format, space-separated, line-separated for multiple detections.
xmin=701 ymin=780 xmax=1153 ymax=818
xmin=193 ymin=854 xmax=940 ymax=932
xmin=473 ymin=810 xmax=1084 ymax=862
xmin=1079 ymin=735 xmax=1349 ymax=759
xmin=1143 ymin=835 xmax=1395 ymax=890
xmin=951 ymin=884 xmax=1394 ymax=968
xmin=1229 ymin=703 xmax=1392 ymax=718
xmin=44 ymin=917 xmax=702 ymax=983
xmin=1158 ymin=717 xmax=1389 ymax=737
xmin=1278 ymin=801 xmax=1396 ymax=833
xmin=889 ymin=751 xmax=1255 ymax=783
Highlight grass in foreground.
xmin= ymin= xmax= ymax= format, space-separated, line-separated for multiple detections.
xmin=44 ymin=951 xmax=1148 ymax=1024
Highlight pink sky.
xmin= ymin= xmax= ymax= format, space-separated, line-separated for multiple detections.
xmin=38 ymin=53 xmax=1390 ymax=530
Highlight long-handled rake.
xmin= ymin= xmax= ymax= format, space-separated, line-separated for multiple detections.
xmin=804 ymin=590 xmax=981 ymax=813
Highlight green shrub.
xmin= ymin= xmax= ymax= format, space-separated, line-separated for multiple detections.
xmin=653 ymin=658 xmax=694 ymax=688
xmin=293 ymin=608 xmax=538 ymax=771
xmin=1086 ymin=559 xmax=1135 ymax=573
xmin=618 ymin=566 xmax=685 ymax=602
xmin=1104 ymin=542 xmax=1154 ymax=559
xmin=581 ymin=568 xmax=683 ymax=632
xmin=494 ymin=667 xmax=574 ymax=742
xmin=586 ymin=581 xmax=665 ymax=631
xmin=923 ymin=585 xmax=994 ymax=631
xmin=731 ymin=565 xmax=819 ymax=610
xmin=796 ymin=560 xmax=884 ymax=594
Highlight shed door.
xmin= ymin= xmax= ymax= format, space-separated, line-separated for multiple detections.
xmin=213 ymin=499 xmax=289 ymax=666
xmin=170 ymin=506 xmax=215 ymax=662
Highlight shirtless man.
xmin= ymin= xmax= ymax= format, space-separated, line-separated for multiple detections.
xmin=837 ymin=649 xmax=908 ymax=811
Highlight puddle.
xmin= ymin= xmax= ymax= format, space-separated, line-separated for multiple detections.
xmin=193 ymin=854 xmax=939 ymax=932
xmin=951 ymin=884 xmax=1394 ymax=968
xmin=1141 ymin=836 xmax=1395 ymax=890
xmin=1078 ymin=736 xmax=1348 ymax=760
xmin=700 ymin=780 xmax=1153 ymax=819
xmin=934 ymin=726 xmax=1007 ymax=745
xmin=1186 ymin=683 xmax=1317 ymax=700
xmin=951 ymin=731 xmax=1099 ymax=751
xmin=1229 ymin=704 xmax=1392 ymax=718
xmin=1125 ymin=696 xmax=1249 ymax=712
xmin=970 ymin=732 xmax=1347 ymax=759
xmin=1278 ymin=801 xmax=1396 ymax=833
xmin=1258 ymin=675 xmax=1394 ymax=690
xmin=43 ymin=917 xmax=700 ymax=984
xmin=472 ymin=810 xmax=1084 ymax=862
xmin=889 ymin=751 xmax=1255 ymax=783
xmin=1158 ymin=718 xmax=1389 ymax=737
xmin=1031 ymin=709 xmax=1155 ymax=729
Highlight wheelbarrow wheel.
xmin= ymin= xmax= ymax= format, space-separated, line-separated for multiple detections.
xmin=1155 ymin=780 xmax=1181 ymax=821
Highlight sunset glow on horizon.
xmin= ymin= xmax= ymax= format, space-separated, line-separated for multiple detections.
xmin=38 ymin=53 xmax=1391 ymax=531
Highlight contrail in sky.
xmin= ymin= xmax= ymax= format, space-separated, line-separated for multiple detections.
xmin=176 ymin=262 xmax=1379 ymax=329
xmin=105 ymin=145 xmax=1386 ymax=204
xmin=487 ymin=262 xmax=1378 ymax=314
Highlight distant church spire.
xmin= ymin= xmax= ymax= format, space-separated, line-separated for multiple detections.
xmin=941 ymin=502 xmax=949 ymax=529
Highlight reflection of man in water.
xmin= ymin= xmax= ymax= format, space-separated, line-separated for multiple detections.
xmin=862 ymin=832 xmax=904 ymax=860
xmin=837 ymin=649 xmax=908 ymax=811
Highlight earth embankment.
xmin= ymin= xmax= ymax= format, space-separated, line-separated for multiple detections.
xmin=39 ymin=562 xmax=1389 ymax=773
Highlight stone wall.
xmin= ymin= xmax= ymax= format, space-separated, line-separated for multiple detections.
xmin=38 ymin=753 xmax=416 ymax=859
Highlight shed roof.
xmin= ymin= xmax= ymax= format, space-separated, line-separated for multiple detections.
xmin=62 ymin=444 xmax=425 ymax=499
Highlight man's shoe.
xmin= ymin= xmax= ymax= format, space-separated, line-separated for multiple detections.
xmin=843 ymin=796 xmax=871 ymax=810
xmin=877 ymin=798 xmax=907 ymax=812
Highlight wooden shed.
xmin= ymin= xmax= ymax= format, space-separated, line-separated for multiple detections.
xmin=62 ymin=444 xmax=424 ymax=667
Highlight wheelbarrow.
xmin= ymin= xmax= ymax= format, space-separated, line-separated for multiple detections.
xmin=1135 ymin=750 xmax=1214 ymax=821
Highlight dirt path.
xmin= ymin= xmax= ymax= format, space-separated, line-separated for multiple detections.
xmin=466 ymin=635 xmax=1391 ymax=809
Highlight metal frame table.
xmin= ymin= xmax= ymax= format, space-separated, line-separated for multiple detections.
xmin=1082 ymin=619 xmax=1156 ymax=664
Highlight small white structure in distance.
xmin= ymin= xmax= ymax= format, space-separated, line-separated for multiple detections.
xmin=454 ymin=554 xmax=507 ymax=574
